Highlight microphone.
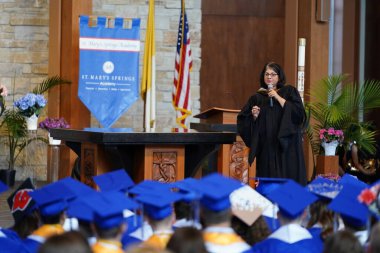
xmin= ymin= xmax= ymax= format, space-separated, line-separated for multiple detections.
xmin=268 ymin=84 xmax=273 ymax=107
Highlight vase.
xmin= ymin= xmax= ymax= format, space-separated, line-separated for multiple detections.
xmin=0 ymin=169 xmax=16 ymax=187
xmin=26 ymin=114 xmax=38 ymax=130
xmin=322 ymin=140 xmax=338 ymax=156
xmin=48 ymin=132 xmax=61 ymax=145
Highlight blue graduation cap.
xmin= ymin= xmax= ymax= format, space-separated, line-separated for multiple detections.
xmin=66 ymin=198 xmax=94 ymax=222
xmin=0 ymin=180 xmax=8 ymax=194
xmin=172 ymin=177 xmax=202 ymax=203
xmin=135 ymin=187 xmax=183 ymax=220
xmin=86 ymin=191 xmax=138 ymax=229
xmin=307 ymin=177 xmax=343 ymax=200
xmin=328 ymin=183 xmax=369 ymax=227
xmin=339 ymin=174 xmax=367 ymax=189
xmin=267 ymin=179 xmax=318 ymax=219
xmin=189 ymin=173 xmax=243 ymax=212
xmin=93 ymin=169 xmax=135 ymax=193
xmin=28 ymin=182 xmax=73 ymax=216
xmin=66 ymin=186 xmax=98 ymax=222
xmin=254 ymin=177 xmax=288 ymax=197
xmin=128 ymin=180 xmax=171 ymax=195
xmin=58 ymin=177 xmax=95 ymax=198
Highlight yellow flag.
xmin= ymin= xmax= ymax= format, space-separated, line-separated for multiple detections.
xmin=141 ymin=0 xmax=156 ymax=130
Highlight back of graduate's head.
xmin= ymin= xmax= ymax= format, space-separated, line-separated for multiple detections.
xmin=40 ymin=211 xmax=66 ymax=225
xmin=94 ymin=223 xmax=126 ymax=240
xmin=267 ymin=179 xmax=318 ymax=224
xmin=38 ymin=231 xmax=92 ymax=253
xmin=368 ymin=222 xmax=380 ymax=253
xmin=166 ymin=226 xmax=208 ymax=253
xmin=201 ymin=206 xmax=232 ymax=227
xmin=188 ymin=173 xmax=243 ymax=227
xmin=323 ymin=229 xmax=364 ymax=253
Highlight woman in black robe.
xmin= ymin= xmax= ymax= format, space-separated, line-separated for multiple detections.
xmin=237 ymin=62 xmax=307 ymax=185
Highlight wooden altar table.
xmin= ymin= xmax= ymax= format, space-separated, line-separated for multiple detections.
xmin=50 ymin=128 xmax=236 ymax=186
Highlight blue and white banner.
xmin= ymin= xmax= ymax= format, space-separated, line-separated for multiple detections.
xmin=78 ymin=16 xmax=140 ymax=128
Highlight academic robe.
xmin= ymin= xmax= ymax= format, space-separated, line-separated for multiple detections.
xmin=0 ymin=230 xmax=28 ymax=253
xmin=143 ymin=230 xmax=173 ymax=249
xmin=23 ymin=224 xmax=65 ymax=253
xmin=246 ymin=224 xmax=323 ymax=253
xmin=92 ymin=240 xmax=124 ymax=253
xmin=237 ymin=85 xmax=307 ymax=185
xmin=203 ymin=227 xmax=251 ymax=253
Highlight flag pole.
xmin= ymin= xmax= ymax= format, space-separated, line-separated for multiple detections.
xmin=141 ymin=0 xmax=156 ymax=131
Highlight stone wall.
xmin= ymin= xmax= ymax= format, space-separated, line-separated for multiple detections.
xmin=0 ymin=0 xmax=201 ymax=181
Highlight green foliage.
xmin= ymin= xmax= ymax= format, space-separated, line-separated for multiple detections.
xmin=0 ymin=76 xmax=70 ymax=170
xmin=306 ymin=74 xmax=380 ymax=156
xmin=32 ymin=75 xmax=71 ymax=94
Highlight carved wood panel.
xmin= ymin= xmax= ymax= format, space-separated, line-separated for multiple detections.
xmin=229 ymin=141 xmax=250 ymax=184
xmin=82 ymin=147 xmax=95 ymax=187
xmin=152 ymin=152 xmax=177 ymax=182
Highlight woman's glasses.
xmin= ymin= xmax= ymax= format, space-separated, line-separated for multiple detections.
xmin=265 ymin=72 xmax=278 ymax=77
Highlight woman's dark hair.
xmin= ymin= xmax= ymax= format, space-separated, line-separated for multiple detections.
xmin=323 ymin=230 xmax=364 ymax=253
xmin=306 ymin=200 xmax=335 ymax=241
xmin=11 ymin=210 xmax=40 ymax=239
xmin=166 ymin=227 xmax=208 ymax=253
xmin=259 ymin=62 xmax=286 ymax=89
xmin=231 ymin=215 xmax=270 ymax=246
xmin=38 ymin=231 xmax=92 ymax=253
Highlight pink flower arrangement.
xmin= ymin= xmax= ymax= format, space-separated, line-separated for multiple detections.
xmin=39 ymin=117 xmax=70 ymax=132
xmin=319 ymin=128 xmax=344 ymax=143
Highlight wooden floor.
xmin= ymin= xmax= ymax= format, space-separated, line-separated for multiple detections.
xmin=0 ymin=183 xmax=16 ymax=228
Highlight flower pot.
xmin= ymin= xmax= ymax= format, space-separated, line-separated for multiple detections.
xmin=26 ymin=114 xmax=38 ymax=130
xmin=322 ymin=140 xmax=339 ymax=156
xmin=48 ymin=132 xmax=61 ymax=145
xmin=0 ymin=169 xmax=16 ymax=187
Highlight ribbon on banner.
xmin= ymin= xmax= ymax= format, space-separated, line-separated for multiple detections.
xmin=78 ymin=16 xmax=141 ymax=128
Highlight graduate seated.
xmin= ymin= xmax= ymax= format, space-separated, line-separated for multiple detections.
xmin=171 ymin=177 xmax=203 ymax=230
xmin=306 ymin=177 xmax=343 ymax=243
xmin=85 ymin=191 xmax=138 ymax=253
xmin=329 ymin=176 xmax=370 ymax=246
xmin=229 ymin=184 xmax=272 ymax=246
xmin=6 ymin=178 xmax=39 ymax=241
xmin=0 ymin=180 xmax=28 ymax=253
xmin=92 ymin=169 xmax=144 ymax=248
xmin=190 ymin=173 xmax=251 ymax=253
xmin=23 ymin=182 xmax=74 ymax=253
xmin=133 ymin=183 xmax=183 ymax=250
xmin=247 ymin=180 xmax=322 ymax=253
xmin=253 ymin=177 xmax=289 ymax=232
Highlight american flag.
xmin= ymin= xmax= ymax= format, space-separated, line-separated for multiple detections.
xmin=172 ymin=0 xmax=192 ymax=128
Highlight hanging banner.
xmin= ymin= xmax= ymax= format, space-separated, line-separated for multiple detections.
xmin=78 ymin=16 xmax=140 ymax=128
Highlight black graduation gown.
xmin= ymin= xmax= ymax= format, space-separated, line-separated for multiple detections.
xmin=237 ymin=85 xmax=307 ymax=185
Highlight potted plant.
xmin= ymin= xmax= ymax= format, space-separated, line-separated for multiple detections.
xmin=319 ymin=127 xmax=344 ymax=156
xmin=0 ymin=76 xmax=70 ymax=186
xmin=305 ymin=74 xmax=380 ymax=176
xmin=39 ymin=117 xmax=70 ymax=145
xmin=14 ymin=93 xmax=47 ymax=130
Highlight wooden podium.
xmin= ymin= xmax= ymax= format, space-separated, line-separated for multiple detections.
xmin=191 ymin=107 xmax=256 ymax=183
xmin=316 ymin=155 xmax=340 ymax=175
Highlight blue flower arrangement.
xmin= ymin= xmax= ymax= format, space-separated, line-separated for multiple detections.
xmin=13 ymin=93 xmax=47 ymax=117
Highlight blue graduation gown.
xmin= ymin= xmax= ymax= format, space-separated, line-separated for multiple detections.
xmin=247 ymin=224 xmax=323 ymax=253
xmin=0 ymin=237 xmax=29 ymax=253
